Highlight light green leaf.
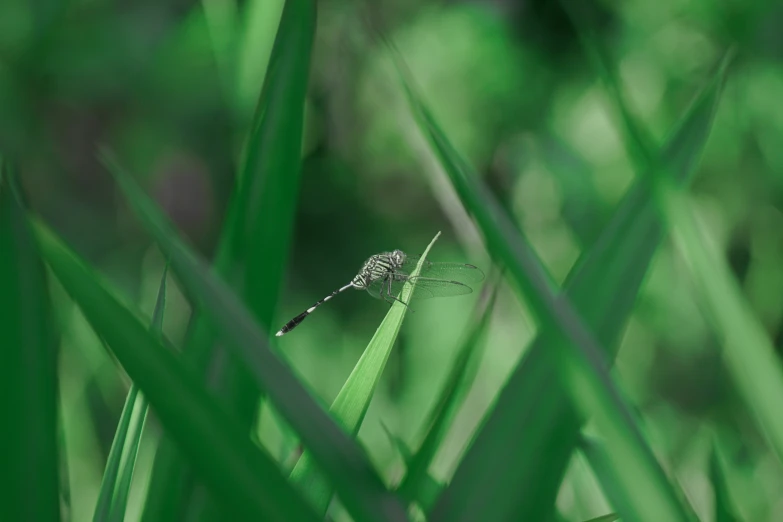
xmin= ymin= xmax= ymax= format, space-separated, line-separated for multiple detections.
xmin=100 ymin=151 xmax=408 ymax=522
xmin=289 ymin=232 xmax=442 ymax=515
xmin=384 ymin=39 xmax=696 ymax=522
xmin=32 ymin=218 xmax=319 ymax=522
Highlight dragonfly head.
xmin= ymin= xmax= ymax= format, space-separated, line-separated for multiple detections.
xmin=391 ymin=249 xmax=406 ymax=267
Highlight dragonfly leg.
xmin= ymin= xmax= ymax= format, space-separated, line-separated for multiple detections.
xmin=386 ymin=274 xmax=410 ymax=309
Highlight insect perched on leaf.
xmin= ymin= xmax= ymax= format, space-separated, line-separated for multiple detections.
xmin=276 ymin=249 xmax=484 ymax=336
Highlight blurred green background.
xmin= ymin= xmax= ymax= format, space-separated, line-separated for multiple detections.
xmin=2 ymin=0 xmax=783 ymax=520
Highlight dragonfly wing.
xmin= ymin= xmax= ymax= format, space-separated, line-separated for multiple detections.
xmin=365 ymin=279 xmax=385 ymax=300
xmin=390 ymin=277 xmax=436 ymax=301
xmin=399 ymin=257 xmax=485 ymax=284
xmin=406 ymin=276 xmax=473 ymax=298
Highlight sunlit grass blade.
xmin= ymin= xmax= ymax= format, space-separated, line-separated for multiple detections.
xmin=94 ymin=266 xmax=167 ymax=522
xmin=93 ymin=381 xmax=135 ymax=521
xmin=106 ymin=387 xmax=146 ymax=522
xmin=144 ymin=1 xmax=316 ymax=519
xmin=657 ymin=181 xmax=783 ymax=466
xmin=31 ymin=218 xmax=320 ymax=522
xmin=397 ymin=271 xmax=500 ymax=507
xmin=387 ymin=47 xmax=729 ymax=521
xmin=109 ymin=266 xmax=167 ymax=522
xmin=100 ymin=151 xmax=408 ymax=522
xmin=0 ymin=161 xmax=61 ymax=522
xmin=385 ymin=41 xmax=695 ymax=522
xmin=289 ymin=232 xmax=442 ymax=515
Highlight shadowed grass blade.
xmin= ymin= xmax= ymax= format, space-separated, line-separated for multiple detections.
xmin=0 ymin=161 xmax=61 ymax=522
xmin=658 ymin=178 xmax=783 ymax=466
xmin=385 ymin=40 xmax=699 ymax=522
xmin=101 ymin=151 xmax=408 ymax=522
xmin=398 ymin=271 xmax=500 ymax=508
xmin=31 ymin=218 xmax=319 ymax=522
xmin=289 ymin=232 xmax=442 ymax=516
xmin=387 ymin=44 xmax=730 ymax=521
xmin=144 ymin=0 xmax=316 ymax=519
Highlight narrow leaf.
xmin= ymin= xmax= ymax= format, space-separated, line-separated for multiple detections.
xmin=108 ymin=266 xmax=168 ymax=522
xmin=658 ymin=180 xmax=783 ymax=466
xmin=31 ymin=219 xmax=319 ymax=522
xmin=410 ymin=48 xmax=730 ymax=521
xmin=398 ymin=271 xmax=500 ymax=504
xmin=144 ymin=0 xmax=316 ymax=518
xmin=386 ymin=42 xmax=696 ymax=522
xmin=95 ymin=266 xmax=167 ymax=522
xmin=100 ymin=152 xmax=408 ymax=522
xmin=0 ymin=161 xmax=61 ymax=522
xmin=289 ymin=232 xmax=442 ymax=515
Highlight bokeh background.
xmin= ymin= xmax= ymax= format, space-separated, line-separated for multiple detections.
xmin=2 ymin=0 xmax=783 ymax=520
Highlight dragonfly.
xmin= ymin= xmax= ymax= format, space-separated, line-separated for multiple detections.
xmin=276 ymin=249 xmax=484 ymax=336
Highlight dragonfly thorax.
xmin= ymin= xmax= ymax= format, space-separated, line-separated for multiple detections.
xmin=351 ymin=250 xmax=406 ymax=289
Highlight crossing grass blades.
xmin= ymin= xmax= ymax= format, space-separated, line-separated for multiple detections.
xmin=276 ymin=249 xmax=485 ymax=336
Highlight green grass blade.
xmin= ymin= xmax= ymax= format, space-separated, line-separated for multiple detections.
xmin=108 ymin=391 xmax=148 ymax=522
xmin=107 ymin=266 xmax=168 ymax=522
xmin=406 ymin=49 xmax=730 ymax=521
xmin=0 ymin=162 xmax=61 ymax=522
xmin=208 ymin=0 xmax=317 ymax=422
xmin=31 ymin=219 xmax=320 ymax=522
xmin=143 ymin=1 xmax=316 ymax=518
xmin=579 ymin=435 xmax=637 ymax=521
xmin=100 ymin=152 xmax=408 ymax=522
xmin=387 ymin=44 xmax=694 ymax=522
xmin=658 ymin=179 xmax=783 ymax=467
xmin=385 ymin=44 xmax=697 ymax=522
xmin=289 ymin=232 xmax=442 ymax=515
xmin=93 ymin=382 xmax=135 ymax=521
xmin=95 ymin=266 xmax=166 ymax=522
xmin=397 ymin=271 xmax=500 ymax=506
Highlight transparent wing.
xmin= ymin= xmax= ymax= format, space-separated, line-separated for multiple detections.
xmin=365 ymin=275 xmax=472 ymax=302
xmin=398 ymin=256 xmax=485 ymax=284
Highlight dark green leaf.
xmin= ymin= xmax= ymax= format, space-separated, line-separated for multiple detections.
xmin=0 ymin=160 xmax=61 ymax=522
xmin=289 ymin=233 xmax=442 ymax=515
xmin=398 ymin=271 xmax=500 ymax=505
xmin=100 ymin=152 xmax=408 ymax=522
xmin=413 ymin=50 xmax=730 ymax=521
xmin=144 ymin=0 xmax=317 ymax=519
xmin=32 ymin=218 xmax=319 ymax=522
xmin=384 ymin=40 xmax=706 ymax=522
